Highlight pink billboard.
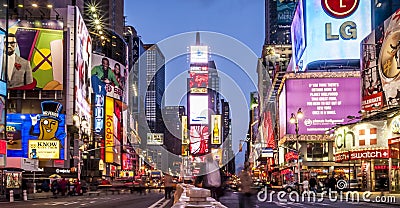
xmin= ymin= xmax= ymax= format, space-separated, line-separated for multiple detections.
xmin=285 ymin=77 xmax=361 ymax=135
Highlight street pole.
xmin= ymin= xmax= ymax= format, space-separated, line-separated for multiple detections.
xmin=295 ymin=123 xmax=301 ymax=184
xmin=290 ymin=108 xmax=303 ymax=184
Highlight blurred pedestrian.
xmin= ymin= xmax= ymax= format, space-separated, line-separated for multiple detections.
xmin=203 ymin=154 xmax=222 ymax=201
xmin=59 ymin=178 xmax=67 ymax=196
xmin=164 ymin=173 xmax=174 ymax=199
xmin=238 ymin=163 xmax=254 ymax=208
xmin=309 ymin=177 xmax=317 ymax=192
xmin=51 ymin=179 xmax=59 ymax=198
xmin=302 ymin=177 xmax=309 ymax=193
xmin=75 ymin=179 xmax=82 ymax=196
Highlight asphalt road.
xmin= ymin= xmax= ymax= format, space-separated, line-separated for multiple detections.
xmin=0 ymin=192 xmax=167 ymax=208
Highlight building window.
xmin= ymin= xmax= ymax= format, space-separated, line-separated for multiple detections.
xmin=307 ymin=142 xmax=329 ymax=161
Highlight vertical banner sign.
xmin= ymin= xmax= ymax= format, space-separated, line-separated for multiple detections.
xmin=94 ymin=94 xmax=105 ymax=135
xmin=211 ymin=115 xmax=221 ymax=145
xmin=75 ymin=7 xmax=92 ymax=115
xmin=182 ymin=116 xmax=188 ymax=145
xmin=105 ymin=96 xmax=114 ymax=163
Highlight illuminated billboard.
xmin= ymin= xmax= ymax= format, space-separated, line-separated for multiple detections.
xmin=93 ymin=94 xmax=104 ymax=135
xmin=190 ymin=66 xmax=208 ymax=72
xmin=189 ymin=72 xmax=208 ymax=88
xmin=189 ymin=95 xmax=208 ymax=125
xmin=291 ymin=0 xmax=306 ymax=68
xmin=75 ymin=7 xmax=92 ymax=117
xmin=189 ymin=125 xmax=209 ymax=155
xmin=1 ymin=20 xmax=64 ymax=90
xmin=182 ymin=116 xmax=189 ymax=145
xmin=91 ymin=54 xmax=126 ymax=101
xmin=190 ymin=46 xmax=208 ymax=64
xmin=211 ymin=115 xmax=221 ymax=145
xmin=361 ymin=10 xmax=400 ymax=112
xmin=28 ymin=140 xmax=60 ymax=159
xmin=7 ymin=112 xmax=66 ymax=159
xmin=105 ymin=96 xmax=114 ymax=163
xmin=147 ymin=133 xmax=164 ymax=145
xmin=291 ymin=0 xmax=371 ymax=71
xmin=285 ymin=77 xmax=361 ymax=135
xmin=277 ymin=0 xmax=296 ymax=26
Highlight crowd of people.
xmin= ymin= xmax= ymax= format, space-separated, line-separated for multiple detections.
xmin=50 ymin=178 xmax=86 ymax=198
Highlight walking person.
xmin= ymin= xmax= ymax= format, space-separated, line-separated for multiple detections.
xmin=303 ymin=177 xmax=309 ymax=193
xmin=238 ymin=163 xmax=254 ymax=208
xmin=51 ymin=179 xmax=59 ymax=198
xmin=203 ymin=154 xmax=222 ymax=201
xmin=59 ymin=178 xmax=67 ymax=196
xmin=164 ymin=173 xmax=174 ymax=199
xmin=309 ymin=177 xmax=317 ymax=192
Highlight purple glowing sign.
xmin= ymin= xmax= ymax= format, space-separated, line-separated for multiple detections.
xmin=286 ymin=77 xmax=361 ymax=135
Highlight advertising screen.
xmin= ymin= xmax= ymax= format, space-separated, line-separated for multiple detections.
xmin=0 ymin=20 xmax=64 ymax=90
xmin=28 ymin=140 xmax=59 ymax=159
xmin=91 ymin=54 xmax=126 ymax=101
xmin=189 ymin=95 xmax=208 ymax=125
xmin=7 ymin=113 xmax=66 ymax=159
xmin=361 ymin=10 xmax=400 ymax=112
xmin=147 ymin=133 xmax=164 ymax=145
xmin=182 ymin=116 xmax=189 ymax=144
xmin=279 ymin=84 xmax=287 ymax=139
xmin=190 ymin=66 xmax=208 ymax=72
xmin=189 ymin=72 xmax=208 ymax=89
xmin=189 ymin=125 xmax=209 ymax=155
xmin=93 ymin=94 xmax=104 ymax=136
xmin=285 ymin=77 xmax=361 ymax=135
xmin=277 ymin=0 xmax=296 ymax=26
xmin=211 ymin=115 xmax=221 ymax=145
xmin=105 ymin=96 xmax=114 ymax=163
xmin=291 ymin=0 xmax=371 ymax=71
xmin=190 ymin=46 xmax=208 ymax=64
xmin=291 ymin=0 xmax=306 ymax=68
xmin=75 ymin=7 xmax=92 ymax=117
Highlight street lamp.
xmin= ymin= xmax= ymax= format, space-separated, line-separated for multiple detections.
xmin=290 ymin=108 xmax=303 ymax=183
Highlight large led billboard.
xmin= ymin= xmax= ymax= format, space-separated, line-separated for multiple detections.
xmin=189 ymin=125 xmax=209 ymax=155
xmin=189 ymin=95 xmax=208 ymax=125
xmin=91 ymin=54 xmax=126 ymax=102
xmin=285 ymin=77 xmax=361 ymax=135
xmin=189 ymin=72 xmax=208 ymax=89
xmin=291 ymin=0 xmax=371 ymax=71
xmin=7 ymin=112 xmax=66 ymax=159
xmin=190 ymin=46 xmax=208 ymax=64
xmin=277 ymin=0 xmax=296 ymax=26
xmin=147 ymin=133 xmax=164 ymax=145
xmin=291 ymin=0 xmax=306 ymax=69
xmin=105 ymin=96 xmax=114 ymax=163
xmin=75 ymin=7 xmax=92 ymax=117
xmin=211 ymin=115 xmax=221 ymax=145
xmin=0 ymin=20 xmax=64 ymax=90
xmin=361 ymin=10 xmax=400 ymax=112
xmin=182 ymin=116 xmax=189 ymax=145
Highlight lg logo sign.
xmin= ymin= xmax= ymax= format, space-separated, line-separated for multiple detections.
xmin=321 ymin=0 xmax=359 ymax=19
xmin=322 ymin=0 xmax=360 ymax=41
